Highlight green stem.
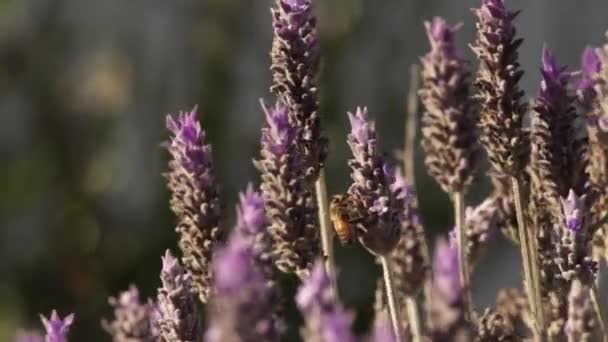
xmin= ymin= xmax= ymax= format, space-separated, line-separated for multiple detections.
xmin=453 ymin=191 xmax=474 ymax=321
xmin=315 ymin=169 xmax=338 ymax=297
xmin=380 ymin=256 xmax=404 ymax=342
xmin=405 ymin=296 xmax=422 ymax=342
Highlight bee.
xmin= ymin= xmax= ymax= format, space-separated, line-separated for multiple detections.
xmin=329 ymin=194 xmax=363 ymax=245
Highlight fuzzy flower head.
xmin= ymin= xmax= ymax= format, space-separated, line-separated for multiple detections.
xmin=560 ymin=189 xmax=585 ymax=232
xmin=103 ymin=286 xmax=159 ymax=341
xmin=539 ymin=47 xmax=571 ymax=106
xmin=282 ymin=0 xmax=309 ymax=12
xmin=235 ymin=183 xmax=267 ymax=236
xmin=425 ymin=17 xmax=462 ymax=57
xmin=166 ymin=108 xmax=213 ymax=176
xmin=347 ymin=107 xmax=374 ymax=150
xmin=214 ymin=235 xmax=265 ymax=296
xmin=579 ymin=47 xmax=601 ymax=92
xmin=296 ymin=262 xmax=356 ymax=342
xmin=433 ymin=238 xmax=462 ymax=305
xmin=40 ymin=311 xmax=74 ymax=342
xmin=260 ymin=101 xmax=296 ymax=157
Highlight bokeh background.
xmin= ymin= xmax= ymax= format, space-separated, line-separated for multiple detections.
xmin=1 ymin=0 xmax=607 ymax=340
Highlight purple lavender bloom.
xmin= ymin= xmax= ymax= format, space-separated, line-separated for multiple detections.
xmin=432 ymin=238 xmax=462 ymax=306
xmin=255 ymin=100 xmax=321 ymax=278
xmin=165 ymin=108 xmax=221 ymax=304
xmin=271 ymin=0 xmax=327 ymax=182
xmin=428 ymin=238 xmax=471 ymax=339
xmin=296 ymin=261 xmax=356 ymax=342
xmin=13 ymin=331 xmax=44 ymax=342
xmin=560 ymin=190 xmax=585 ymax=232
xmin=40 ymin=311 xmax=74 ymax=342
xmin=448 ymin=199 xmax=497 ymax=266
xmin=235 ymin=183 xmax=267 ymax=236
xmin=157 ymin=250 xmax=202 ymax=342
xmin=205 ymin=233 xmax=285 ymax=342
xmin=345 ymin=107 xmax=402 ymax=256
xmin=420 ymin=17 xmax=479 ymax=194
xmin=578 ymin=47 xmax=601 ymax=93
xmin=103 ymin=286 xmax=159 ymax=342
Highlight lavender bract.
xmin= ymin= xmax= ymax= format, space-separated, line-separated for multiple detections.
xmin=205 ymin=233 xmax=284 ymax=342
xmin=450 ymin=198 xmax=497 ymax=266
xmin=473 ymin=0 xmax=528 ymax=176
xmin=345 ymin=107 xmax=402 ymax=256
xmin=103 ymin=286 xmax=159 ymax=342
xmin=157 ymin=250 xmax=202 ymax=342
xmin=270 ymin=0 xmax=327 ymax=183
xmin=420 ymin=17 xmax=479 ymax=195
xmin=165 ymin=108 xmax=222 ymax=304
xmin=40 ymin=311 xmax=74 ymax=342
xmin=254 ymin=101 xmax=320 ymax=278
xmin=296 ymin=261 xmax=356 ymax=342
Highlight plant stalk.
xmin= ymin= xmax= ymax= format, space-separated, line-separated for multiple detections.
xmin=380 ymin=256 xmax=404 ymax=342
xmin=453 ymin=191 xmax=474 ymax=321
xmin=316 ymin=169 xmax=339 ymax=298
xmin=511 ymin=177 xmax=544 ymax=341
xmin=405 ymin=295 xmax=422 ymax=342
xmin=404 ymin=64 xmax=420 ymax=185
xmin=591 ymin=283 xmax=608 ymax=342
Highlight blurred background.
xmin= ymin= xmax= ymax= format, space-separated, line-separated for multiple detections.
xmin=1 ymin=0 xmax=607 ymax=340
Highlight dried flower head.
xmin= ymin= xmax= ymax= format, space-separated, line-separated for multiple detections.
xmin=40 ymin=311 xmax=74 ymax=342
xmin=165 ymin=108 xmax=222 ymax=304
xmin=420 ymin=17 xmax=480 ymax=194
xmin=157 ymin=250 xmax=202 ymax=342
xmin=270 ymin=0 xmax=327 ymax=183
xmin=296 ymin=261 xmax=356 ymax=342
xmin=103 ymin=286 xmax=159 ymax=342
xmin=428 ymin=237 xmax=471 ymax=341
xmin=449 ymin=198 xmax=497 ymax=266
xmin=345 ymin=107 xmax=403 ymax=256
xmin=472 ymin=0 xmax=528 ymax=176
xmin=565 ymin=280 xmax=598 ymax=342
xmin=255 ymin=101 xmax=321 ymax=278
xmin=206 ymin=233 xmax=285 ymax=342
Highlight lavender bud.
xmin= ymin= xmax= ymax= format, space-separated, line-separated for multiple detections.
xmin=428 ymin=238 xmax=472 ymax=341
xmin=420 ymin=17 xmax=480 ymax=195
xmin=565 ymin=280 xmax=598 ymax=342
xmin=345 ymin=107 xmax=402 ymax=256
xmin=103 ymin=286 xmax=159 ymax=342
xmin=255 ymin=100 xmax=321 ymax=278
xmin=473 ymin=0 xmax=528 ymax=176
xmin=561 ymin=190 xmax=585 ymax=232
xmin=206 ymin=233 xmax=285 ymax=342
xmin=165 ymin=108 xmax=222 ymax=304
xmin=13 ymin=331 xmax=44 ymax=342
xmin=157 ymin=250 xmax=202 ymax=342
xmin=40 ymin=311 xmax=74 ymax=342
xmin=270 ymin=0 xmax=327 ymax=182
xmin=389 ymin=168 xmax=429 ymax=299
xmin=296 ymin=261 xmax=356 ymax=342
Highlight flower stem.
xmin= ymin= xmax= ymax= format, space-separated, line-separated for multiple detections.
xmin=591 ymin=283 xmax=608 ymax=342
xmin=380 ymin=256 xmax=403 ymax=342
xmin=453 ymin=191 xmax=474 ymax=321
xmin=405 ymin=295 xmax=422 ymax=342
xmin=404 ymin=64 xmax=420 ymax=185
xmin=511 ymin=177 xmax=544 ymax=341
xmin=315 ymin=169 xmax=338 ymax=297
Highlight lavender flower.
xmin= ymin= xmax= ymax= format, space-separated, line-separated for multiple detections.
xmin=565 ymin=280 xmax=597 ymax=342
xmin=254 ymin=101 xmax=320 ymax=278
xmin=40 ymin=311 xmax=74 ymax=342
xmin=420 ymin=17 xmax=479 ymax=194
xmin=561 ymin=190 xmax=585 ymax=232
xmin=449 ymin=198 xmax=497 ymax=266
xmin=427 ymin=238 xmax=471 ymax=341
xmin=345 ymin=107 xmax=402 ymax=256
xmin=156 ymin=250 xmax=202 ymax=342
xmin=578 ymin=47 xmax=601 ymax=99
xmin=165 ymin=108 xmax=221 ymax=304
xmin=13 ymin=331 xmax=44 ymax=342
xmin=472 ymin=0 xmax=528 ymax=177
xmin=369 ymin=311 xmax=396 ymax=342
xmin=296 ymin=261 xmax=356 ymax=342
xmin=270 ymin=0 xmax=327 ymax=183
xmin=103 ymin=286 xmax=159 ymax=342
xmin=389 ymin=168 xmax=428 ymax=298
xmin=205 ymin=233 xmax=284 ymax=342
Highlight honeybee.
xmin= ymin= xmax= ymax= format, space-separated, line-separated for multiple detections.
xmin=329 ymin=194 xmax=363 ymax=245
